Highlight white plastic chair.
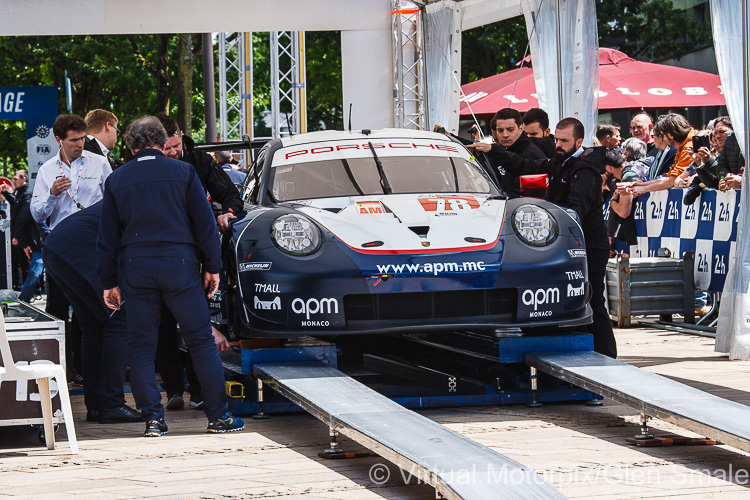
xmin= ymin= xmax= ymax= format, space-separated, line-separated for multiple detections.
xmin=0 ymin=311 xmax=78 ymax=454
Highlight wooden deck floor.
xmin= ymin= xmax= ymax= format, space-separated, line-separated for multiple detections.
xmin=2 ymin=324 xmax=750 ymax=499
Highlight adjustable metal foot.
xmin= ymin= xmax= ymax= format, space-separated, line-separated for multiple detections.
xmin=527 ymin=366 xmax=543 ymax=407
xmin=324 ymin=427 xmax=343 ymax=454
xmin=634 ymin=412 xmax=654 ymax=440
xmin=253 ymin=377 xmax=270 ymax=420
xmin=586 ymin=396 xmax=604 ymax=406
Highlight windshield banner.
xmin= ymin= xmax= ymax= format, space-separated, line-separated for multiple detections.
xmin=273 ymin=139 xmax=470 ymax=166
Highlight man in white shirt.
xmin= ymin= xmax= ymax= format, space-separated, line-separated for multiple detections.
xmin=30 ymin=114 xmax=112 ymax=386
xmin=30 ymin=114 xmax=112 ymax=230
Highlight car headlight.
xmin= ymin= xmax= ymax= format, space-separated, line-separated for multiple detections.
xmin=511 ymin=204 xmax=558 ymax=247
xmin=271 ymin=214 xmax=322 ymax=256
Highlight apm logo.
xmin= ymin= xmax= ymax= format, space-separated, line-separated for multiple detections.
xmin=291 ymin=297 xmax=339 ymax=319
xmin=521 ymin=287 xmax=560 ymax=310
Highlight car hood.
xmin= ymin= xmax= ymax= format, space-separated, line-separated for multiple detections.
xmin=290 ymin=194 xmax=506 ymax=254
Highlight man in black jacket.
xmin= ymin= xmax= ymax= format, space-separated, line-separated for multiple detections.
xmin=469 ymin=117 xmax=616 ymax=358
xmin=158 ymin=113 xmax=242 ymax=227
xmin=490 ymin=108 xmax=547 ymax=195
xmin=522 ymin=107 xmax=556 ymax=159
xmin=84 ymin=109 xmax=121 ymax=170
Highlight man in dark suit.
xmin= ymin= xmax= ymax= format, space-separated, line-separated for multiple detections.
xmin=84 ymin=109 xmax=121 ymax=169
xmin=44 ymin=202 xmax=141 ymax=424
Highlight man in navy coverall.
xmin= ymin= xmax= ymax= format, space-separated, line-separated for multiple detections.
xmin=43 ymin=202 xmax=142 ymax=424
xmin=96 ymin=116 xmax=243 ymax=436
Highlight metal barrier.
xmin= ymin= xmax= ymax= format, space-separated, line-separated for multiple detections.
xmin=606 ymin=252 xmax=694 ymax=327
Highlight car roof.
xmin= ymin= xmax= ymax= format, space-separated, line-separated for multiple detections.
xmin=277 ymin=128 xmax=455 ymax=147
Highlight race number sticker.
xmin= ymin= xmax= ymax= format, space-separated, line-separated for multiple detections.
xmin=418 ymin=195 xmax=480 ymax=212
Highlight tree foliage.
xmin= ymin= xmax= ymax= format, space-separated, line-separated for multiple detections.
xmin=460 ymin=17 xmax=529 ymax=84
xmin=597 ymin=0 xmax=713 ymax=62
xmin=0 ymin=31 xmax=343 ymax=170
xmin=461 ymin=0 xmax=714 ymax=84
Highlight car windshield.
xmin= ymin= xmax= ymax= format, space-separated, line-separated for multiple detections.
xmin=270 ymin=155 xmax=498 ymax=202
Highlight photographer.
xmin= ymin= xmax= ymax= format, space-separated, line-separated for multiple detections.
xmin=682 ymin=130 xmax=716 ymax=204
xmin=683 ymin=117 xmax=744 ymax=203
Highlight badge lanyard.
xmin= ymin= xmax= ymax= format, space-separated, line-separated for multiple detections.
xmin=58 ymin=157 xmax=86 ymax=209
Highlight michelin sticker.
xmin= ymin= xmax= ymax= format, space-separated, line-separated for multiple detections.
xmin=240 ymin=262 xmax=272 ymax=272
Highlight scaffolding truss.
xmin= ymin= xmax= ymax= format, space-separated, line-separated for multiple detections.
xmin=392 ymin=1 xmax=427 ymax=129
xmin=270 ymin=31 xmax=307 ymax=138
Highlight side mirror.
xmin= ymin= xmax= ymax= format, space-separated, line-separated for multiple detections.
xmin=519 ymin=174 xmax=549 ymax=196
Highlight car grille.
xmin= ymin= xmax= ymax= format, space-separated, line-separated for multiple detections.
xmin=344 ymin=288 xmax=517 ymax=322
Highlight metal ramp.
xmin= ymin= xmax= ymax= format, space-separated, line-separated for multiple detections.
xmin=527 ymin=351 xmax=750 ymax=453
xmin=254 ymin=361 xmax=566 ymax=500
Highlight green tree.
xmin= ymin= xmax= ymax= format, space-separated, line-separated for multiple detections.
xmin=460 ymin=17 xmax=529 ymax=84
xmin=597 ymin=0 xmax=713 ymax=62
xmin=461 ymin=1 xmax=714 ymax=83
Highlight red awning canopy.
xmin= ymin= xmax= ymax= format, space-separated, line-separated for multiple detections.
xmin=459 ymin=48 xmax=725 ymax=119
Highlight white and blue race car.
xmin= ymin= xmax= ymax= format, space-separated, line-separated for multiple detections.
xmin=225 ymin=129 xmax=591 ymax=338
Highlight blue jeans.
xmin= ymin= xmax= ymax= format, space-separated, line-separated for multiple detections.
xmin=19 ymin=251 xmax=43 ymax=302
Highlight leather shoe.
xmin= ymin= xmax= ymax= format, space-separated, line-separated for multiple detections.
xmin=99 ymin=405 xmax=143 ymax=424
xmin=166 ymin=394 xmax=185 ymax=411
xmin=86 ymin=409 xmax=100 ymax=422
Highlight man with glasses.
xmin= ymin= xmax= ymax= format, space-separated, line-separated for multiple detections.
xmin=84 ymin=109 xmax=121 ymax=169
xmin=629 ymin=112 xmax=657 ymax=156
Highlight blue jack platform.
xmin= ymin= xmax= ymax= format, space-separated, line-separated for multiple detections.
xmin=221 ymin=331 xmax=597 ymax=415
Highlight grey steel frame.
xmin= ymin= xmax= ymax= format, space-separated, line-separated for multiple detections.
xmin=254 ymin=361 xmax=566 ymax=500
xmin=528 ymin=351 xmax=750 ymax=454
xmin=218 ymin=32 xmax=251 ymax=168
xmin=392 ymin=0 xmax=428 ymax=129
xmin=270 ymin=31 xmax=307 ymax=137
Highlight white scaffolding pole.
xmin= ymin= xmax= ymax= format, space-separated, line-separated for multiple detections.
xmin=270 ymin=31 xmax=307 ymax=138
xmin=392 ymin=0 xmax=427 ymax=129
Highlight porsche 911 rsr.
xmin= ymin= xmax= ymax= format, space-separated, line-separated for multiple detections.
xmin=226 ymin=129 xmax=592 ymax=338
